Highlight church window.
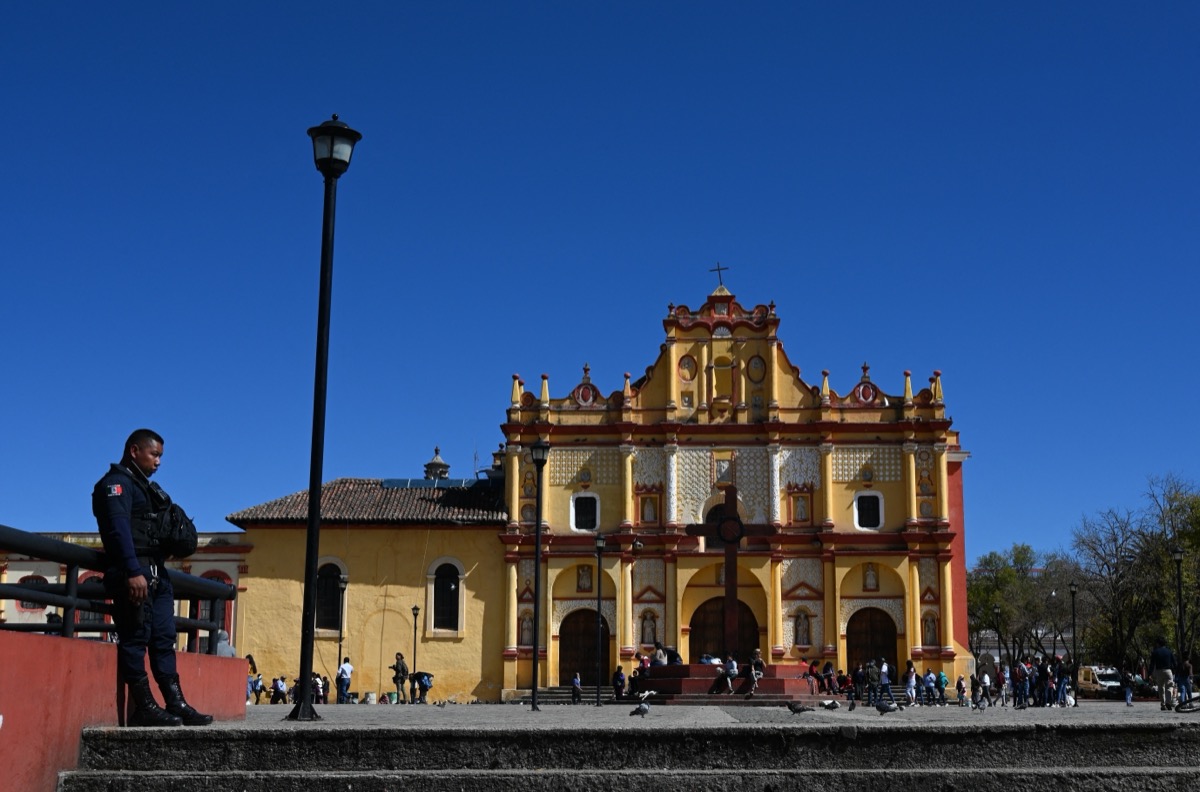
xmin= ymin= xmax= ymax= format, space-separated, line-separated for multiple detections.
xmin=854 ymin=492 xmax=883 ymax=530
xmin=433 ymin=563 xmax=460 ymax=630
xmin=572 ymin=493 xmax=599 ymax=532
xmin=315 ymin=563 xmax=346 ymax=631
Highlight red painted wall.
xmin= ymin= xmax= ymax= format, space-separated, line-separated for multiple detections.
xmin=0 ymin=631 xmax=245 ymax=792
xmin=947 ymin=460 xmax=970 ymax=651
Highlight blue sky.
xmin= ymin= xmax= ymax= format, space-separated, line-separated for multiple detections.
xmin=2 ymin=3 xmax=1196 ymax=564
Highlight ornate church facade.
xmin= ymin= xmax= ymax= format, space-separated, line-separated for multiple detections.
xmin=229 ymin=286 xmax=970 ymax=702
xmin=499 ymin=286 xmax=970 ymax=695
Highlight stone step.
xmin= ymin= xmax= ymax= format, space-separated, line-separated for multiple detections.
xmin=57 ymin=767 xmax=1200 ymax=792
xmin=75 ymin=721 xmax=1200 ymax=773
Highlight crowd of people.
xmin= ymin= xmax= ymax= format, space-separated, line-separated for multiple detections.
xmin=244 ymin=651 xmax=436 ymax=706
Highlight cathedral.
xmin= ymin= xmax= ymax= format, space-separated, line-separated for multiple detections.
xmin=229 ymin=286 xmax=970 ymax=702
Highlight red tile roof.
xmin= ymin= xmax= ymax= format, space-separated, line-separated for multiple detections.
xmin=225 ymin=478 xmax=508 ymax=527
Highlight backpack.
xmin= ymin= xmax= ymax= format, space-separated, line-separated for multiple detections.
xmin=131 ymin=474 xmax=199 ymax=559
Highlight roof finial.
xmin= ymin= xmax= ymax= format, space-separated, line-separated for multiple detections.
xmin=709 ymin=261 xmax=728 ymax=286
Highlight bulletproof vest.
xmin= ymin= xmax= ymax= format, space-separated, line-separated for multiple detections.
xmin=120 ymin=466 xmax=170 ymax=552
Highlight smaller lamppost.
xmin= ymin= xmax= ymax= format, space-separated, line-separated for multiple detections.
xmin=529 ymin=439 xmax=551 ymax=712
xmin=594 ymin=532 xmax=605 ymax=707
xmin=1173 ymin=547 xmax=1185 ymax=668
xmin=336 ymin=574 xmax=349 ymax=665
xmin=411 ymin=605 xmax=420 ymax=681
xmin=1069 ymin=581 xmax=1078 ymax=707
xmin=992 ymin=603 xmax=1002 ymax=668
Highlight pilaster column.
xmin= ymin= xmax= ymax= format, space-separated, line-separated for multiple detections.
xmin=697 ymin=342 xmax=709 ymax=411
xmin=621 ymin=554 xmax=635 ymax=654
xmin=907 ymin=558 xmax=921 ymax=654
xmin=939 ymin=555 xmax=954 ymax=649
xmin=823 ymin=555 xmax=837 ymax=653
xmin=667 ymin=340 xmax=679 ymax=410
xmin=767 ymin=340 xmax=779 ymax=412
xmin=664 ymin=554 xmax=678 ymax=644
xmin=934 ymin=444 xmax=949 ymax=524
xmin=820 ymin=443 xmax=835 ymax=527
xmin=620 ymin=444 xmax=634 ymax=528
xmin=506 ymin=445 xmax=522 ymax=528
xmin=769 ymin=555 xmax=783 ymax=654
xmin=902 ymin=442 xmax=918 ymax=525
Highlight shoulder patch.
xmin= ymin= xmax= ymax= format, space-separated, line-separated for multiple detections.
xmin=107 ymin=484 xmax=123 ymax=497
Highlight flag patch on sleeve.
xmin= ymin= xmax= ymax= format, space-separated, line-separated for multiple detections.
xmin=107 ymin=484 xmax=123 ymax=497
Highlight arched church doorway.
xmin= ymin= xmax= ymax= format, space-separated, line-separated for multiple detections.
xmin=846 ymin=607 xmax=898 ymax=668
xmin=559 ymin=609 xmax=610 ymax=687
xmin=688 ymin=597 xmax=759 ymax=661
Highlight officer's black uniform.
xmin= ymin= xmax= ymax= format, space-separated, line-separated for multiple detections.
xmin=93 ymin=461 xmax=211 ymax=727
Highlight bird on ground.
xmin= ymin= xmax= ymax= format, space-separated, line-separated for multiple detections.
xmin=875 ymin=702 xmax=900 ymax=715
xmin=820 ymin=700 xmax=840 ymax=710
xmin=435 ymin=701 xmax=447 ymax=708
xmin=630 ymin=701 xmax=650 ymax=717
xmin=787 ymin=702 xmax=816 ymax=714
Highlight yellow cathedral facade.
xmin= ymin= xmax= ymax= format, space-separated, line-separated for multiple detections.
xmin=229 ymin=287 xmax=971 ymax=702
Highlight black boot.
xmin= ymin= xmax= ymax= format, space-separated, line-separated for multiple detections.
xmin=158 ymin=674 xmax=213 ymax=726
xmin=127 ymin=675 xmax=183 ymax=727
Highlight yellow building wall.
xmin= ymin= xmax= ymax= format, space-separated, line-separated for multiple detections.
xmin=236 ymin=524 xmax=508 ymax=703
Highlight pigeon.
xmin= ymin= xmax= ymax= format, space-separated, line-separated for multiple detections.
xmin=787 ymin=702 xmax=816 ymax=714
xmin=875 ymin=702 xmax=900 ymax=715
xmin=435 ymin=701 xmax=447 ymax=709
xmin=630 ymin=701 xmax=650 ymax=717
xmin=820 ymin=700 xmax=840 ymax=710
xmin=638 ymin=690 xmax=657 ymax=701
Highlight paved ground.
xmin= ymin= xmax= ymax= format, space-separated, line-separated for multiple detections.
xmin=231 ymin=698 xmax=1199 ymax=732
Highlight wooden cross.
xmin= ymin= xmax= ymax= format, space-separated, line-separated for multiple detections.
xmin=685 ymin=485 xmax=775 ymax=658
xmin=709 ymin=262 xmax=728 ymax=286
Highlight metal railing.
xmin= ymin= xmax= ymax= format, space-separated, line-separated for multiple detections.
xmin=0 ymin=523 xmax=236 ymax=652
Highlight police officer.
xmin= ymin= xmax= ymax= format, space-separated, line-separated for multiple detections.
xmin=92 ymin=428 xmax=212 ymax=727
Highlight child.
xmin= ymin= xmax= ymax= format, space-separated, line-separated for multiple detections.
xmin=956 ymin=675 xmax=967 ymax=706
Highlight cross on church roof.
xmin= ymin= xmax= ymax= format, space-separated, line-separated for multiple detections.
xmin=709 ymin=262 xmax=729 ymax=286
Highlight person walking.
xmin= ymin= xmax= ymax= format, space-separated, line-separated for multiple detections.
xmin=389 ymin=652 xmax=410 ymax=704
xmin=92 ymin=429 xmax=211 ymax=727
xmin=1149 ymin=637 xmax=1177 ymax=711
xmin=336 ymin=657 xmax=354 ymax=704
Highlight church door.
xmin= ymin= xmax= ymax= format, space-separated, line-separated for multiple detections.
xmin=558 ymin=609 xmax=610 ymax=687
xmin=846 ymin=607 xmax=898 ymax=668
xmin=688 ymin=597 xmax=759 ymax=661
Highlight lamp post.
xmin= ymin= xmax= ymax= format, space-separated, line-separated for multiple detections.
xmin=1069 ymin=581 xmax=1078 ymax=707
xmin=992 ymin=604 xmax=1002 ymax=668
xmin=336 ymin=573 xmax=349 ymax=665
xmin=412 ymin=604 xmax=420 ymax=679
xmin=290 ymin=115 xmax=362 ymax=721
xmin=529 ymin=439 xmax=550 ymax=712
xmin=1173 ymin=547 xmax=1185 ymax=668
xmin=595 ymin=532 xmax=605 ymax=707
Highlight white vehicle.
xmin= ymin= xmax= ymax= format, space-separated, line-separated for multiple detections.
xmin=1077 ymin=665 xmax=1122 ymax=693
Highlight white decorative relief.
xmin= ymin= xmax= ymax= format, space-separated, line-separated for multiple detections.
xmin=735 ymin=447 xmax=770 ymax=524
xmin=918 ymin=558 xmax=939 ymax=596
xmin=780 ymin=447 xmax=821 ymax=489
xmin=781 ymin=558 xmax=823 ymax=596
xmin=553 ymin=599 xmax=616 ymax=635
xmin=676 ymin=449 xmax=712 ymax=524
xmin=832 ymin=446 xmax=902 ymax=483
xmin=550 ymin=448 xmax=620 ymax=486
xmin=632 ymin=558 xmax=665 ymax=598
xmin=838 ymin=598 xmax=906 ymax=636
xmin=632 ymin=447 xmax=666 ymax=488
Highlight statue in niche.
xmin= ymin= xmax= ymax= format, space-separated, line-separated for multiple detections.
xmin=640 ymin=612 xmax=657 ymax=645
xmin=642 ymin=497 xmax=657 ymax=524
xmin=577 ymin=565 xmax=592 ymax=593
xmin=717 ymin=563 xmax=725 ymax=586
xmin=520 ymin=613 xmax=534 ymax=646
xmin=864 ymin=563 xmax=878 ymax=592
xmin=522 ymin=470 xmax=536 ymax=497
xmin=922 ymin=613 xmax=938 ymax=647
xmin=794 ymin=612 xmax=811 ymax=646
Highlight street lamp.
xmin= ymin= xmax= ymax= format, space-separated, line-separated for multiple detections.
xmin=290 ymin=115 xmax=362 ymax=722
xmin=992 ymin=604 xmax=1002 ymax=667
xmin=529 ymin=438 xmax=551 ymax=712
xmin=594 ymin=532 xmax=605 ymax=707
xmin=1173 ymin=548 xmax=1185 ymax=668
xmin=1069 ymin=581 xmax=1078 ymax=707
xmin=412 ymin=604 xmax=420 ymax=682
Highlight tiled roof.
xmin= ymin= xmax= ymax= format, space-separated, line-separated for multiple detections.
xmin=225 ymin=478 xmax=508 ymax=527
